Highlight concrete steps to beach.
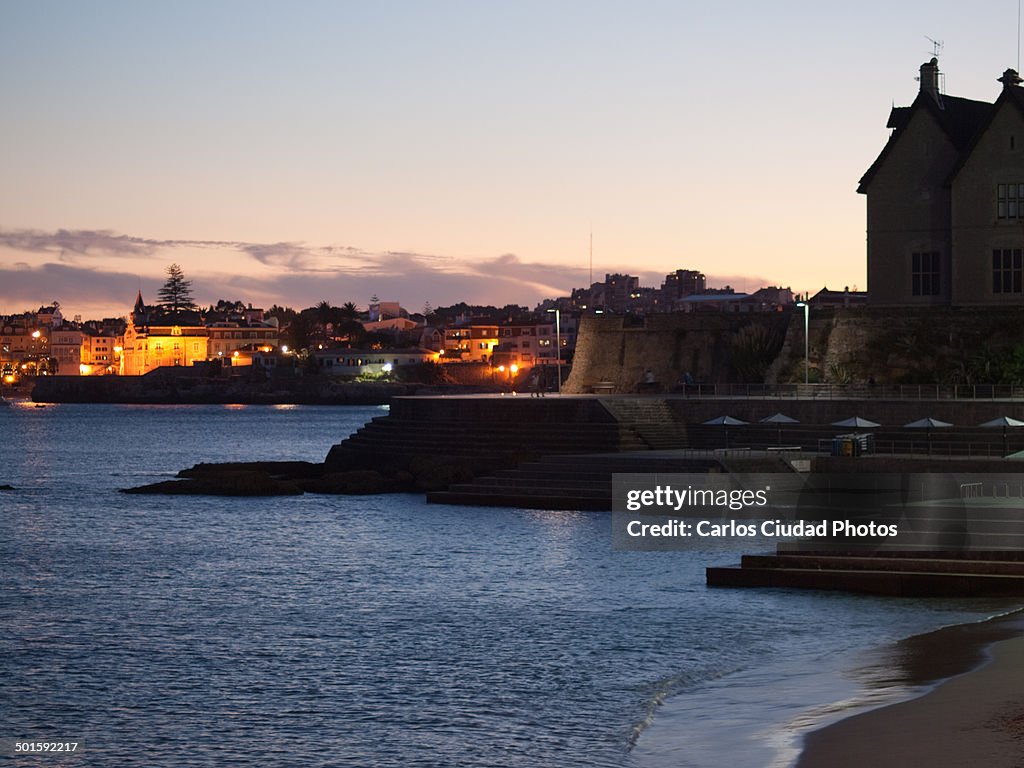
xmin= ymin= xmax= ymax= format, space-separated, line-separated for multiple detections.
xmin=599 ymin=397 xmax=689 ymax=450
xmin=708 ymin=547 xmax=1024 ymax=597
xmin=427 ymin=452 xmax=734 ymax=510
xmin=329 ymin=415 xmax=631 ymax=467
xmin=708 ymin=562 xmax=1024 ymax=596
xmin=326 ymin=395 xmax=696 ymax=485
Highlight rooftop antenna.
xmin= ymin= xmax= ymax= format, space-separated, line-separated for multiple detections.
xmin=922 ymin=37 xmax=946 ymax=96
xmin=1018 ymin=0 xmax=1021 ymax=72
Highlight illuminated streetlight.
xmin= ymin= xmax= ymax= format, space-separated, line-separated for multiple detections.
xmin=497 ymin=363 xmax=519 ymax=393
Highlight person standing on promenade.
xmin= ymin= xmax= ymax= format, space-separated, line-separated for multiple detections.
xmin=531 ymin=368 xmax=545 ymax=397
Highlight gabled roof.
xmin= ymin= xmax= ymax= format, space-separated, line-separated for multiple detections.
xmin=946 ymin=85 xmax=1024 ymax=183
xmin=858 ymin=92 xmax=993 ymax=193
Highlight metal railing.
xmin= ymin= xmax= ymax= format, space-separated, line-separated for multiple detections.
xmin=676 ymin=383 xmax=1024 ymax=401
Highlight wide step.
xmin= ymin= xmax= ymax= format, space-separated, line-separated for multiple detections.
xmin=706 ymin=564 xmax=1024 ymax=597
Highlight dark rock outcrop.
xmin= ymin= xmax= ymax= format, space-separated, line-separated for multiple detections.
xmin=301 ymin=470 xmax=412 ymax=495
xmin=121 ymin=470 xmax=303 ymax=496
xmin=178 ymin=461 xmax=324 ymax=480
xmin=121 ymin=461 xmax=420 ymax=496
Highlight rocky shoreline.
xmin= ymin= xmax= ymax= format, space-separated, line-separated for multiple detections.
xmin=120 ymin=454 xmax=480 ymax=497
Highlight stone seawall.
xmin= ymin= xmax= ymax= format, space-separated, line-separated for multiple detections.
xmin=565 ymin=306 xmax=1024 ymax=391
xmin=564 ymin=313 xmax=791 ymax=394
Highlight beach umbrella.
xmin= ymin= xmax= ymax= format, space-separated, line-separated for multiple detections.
xmin=979 ymin=416 xmax=1024 ymax=456
xmin=903 ymin=417 xmax=953 ymax=429
xmin=831 ymin=416 xmax=880 ymax=428
xmin=978 ymin=417 xmax=1024 ymax=428
xmin=760 ymin=412 xmax=799 ymax=446
xmin=702 ymin=415 xmax=748 ymax=449
xmin=703 ymin=415 xmax=748 ymax=426
xmin=903 ymin=417 xmax=953 ymax=455
xmin=760 ymin=412 xmax=800 ymax=424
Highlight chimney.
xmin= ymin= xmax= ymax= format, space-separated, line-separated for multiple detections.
xmin=999 ymin=68 xmax=1023 ymax=90
xmin=919 ymin=58 xmax=941 ymax=102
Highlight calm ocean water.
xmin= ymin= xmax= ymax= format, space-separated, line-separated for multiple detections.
xmin=0 ymin=402 xmax=1017 ymax=767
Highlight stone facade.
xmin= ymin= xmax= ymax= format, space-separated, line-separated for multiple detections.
xmin=861 ymin=59 xmax=1024 ymax=306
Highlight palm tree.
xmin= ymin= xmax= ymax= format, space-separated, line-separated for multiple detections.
xmin=339 ymin=301 xmax=359 ymax=322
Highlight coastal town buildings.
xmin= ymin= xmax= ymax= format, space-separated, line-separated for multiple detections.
xmin=121 ymin=293 xmax=282 ymax=375
xmin=207 ymin=321 xmax=280 ymax=361
xmin=3 ymin=260 xmax=800 ymax=384
xmin=120 ymin=293 xmax=208 ymax=376
xmin=50 ymin=327 xmax=86 ymax=374
xmin=565 ymin=270 xmax=794 ymax=315
xmin=861 ymin=58 xmax=1024 ymax=305
xmin=79 ymin=329 xmax=120 ymax=375
xmin=490 ymin=319 xmax=577 ymax=370
xmin=439 ymin=324 xmax=500 ymax=362
xmin=311 ymin=347 xmax=439 ymax=376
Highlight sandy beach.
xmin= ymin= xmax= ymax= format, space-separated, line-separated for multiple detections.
xmin=797 ymin=611 xmax=1024 ymax=768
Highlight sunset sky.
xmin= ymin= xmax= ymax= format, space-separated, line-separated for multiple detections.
xmin=2 ymin=1 xmax=1022 ymax=318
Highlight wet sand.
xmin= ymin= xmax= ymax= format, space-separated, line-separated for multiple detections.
xmin=797 ymin=611 xmax=1024 ymax=768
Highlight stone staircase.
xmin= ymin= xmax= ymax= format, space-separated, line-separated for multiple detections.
xmin=598 ymin=397 xmax=689 ymax=450
xmin=708 ymin=500 xmax=1024 ymax=596
xmin=325 ymin=396 xmax=643 ymax=473
xmin=707 ymin=551 xmax=1024 ymax=596
xmin=427 ymin=451 xmax=726 ymax=510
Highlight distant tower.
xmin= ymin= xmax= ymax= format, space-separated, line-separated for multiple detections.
xmin=132 ymin=290 xmax=147 ymax=326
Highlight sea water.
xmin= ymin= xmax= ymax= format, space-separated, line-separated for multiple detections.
xmin=0 ymin=402 xmax=1016 ymax=767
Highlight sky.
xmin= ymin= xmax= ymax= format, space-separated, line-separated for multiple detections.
xmin=2 ymin=1 xmax=1023 ymax=319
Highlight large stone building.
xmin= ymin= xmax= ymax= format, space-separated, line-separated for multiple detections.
xmin=119 ymin=293 xmax=281 ymax=375
xmin=861 ymin=58 xmax=1024 ymax=305
xmin=120 ymin=293 xmax=208 ymax=375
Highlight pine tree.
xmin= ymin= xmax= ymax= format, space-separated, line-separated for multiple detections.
xmin=157 ymin=263 xmax=197 ymax=313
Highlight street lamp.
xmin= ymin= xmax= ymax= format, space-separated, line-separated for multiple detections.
xmin=497 ymin=363 xmax=518 ymax=394
xmin=796 ymin=301 xmax=809 ymax=385
xmin=546 ymin=308 xmax=562 ymax=394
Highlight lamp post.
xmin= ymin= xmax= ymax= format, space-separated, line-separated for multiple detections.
xmin=546 ymin=308 xmax=561 ymax=394
xmin=796 ymin=301 xmax=809 ymax=385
